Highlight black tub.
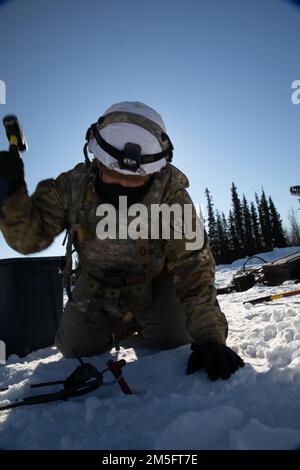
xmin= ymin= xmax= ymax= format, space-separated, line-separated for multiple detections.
xmin=0 ymin=256 xmax=63 ymax=358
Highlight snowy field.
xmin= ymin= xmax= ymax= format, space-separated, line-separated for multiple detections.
xmin=1 ymin=247 xmax=300 ymax=450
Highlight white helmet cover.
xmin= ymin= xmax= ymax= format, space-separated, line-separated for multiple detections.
xmin=87 ymin=101 xmax=171 ymax=175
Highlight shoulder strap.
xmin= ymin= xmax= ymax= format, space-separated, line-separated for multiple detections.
xmin=63 ymin=164 xmax=94 ymax=296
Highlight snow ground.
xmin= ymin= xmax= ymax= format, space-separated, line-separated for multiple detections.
xmin=1 ymin=247 xmax=300 ymax=450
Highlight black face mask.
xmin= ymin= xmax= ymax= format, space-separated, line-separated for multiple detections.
xmin=96 ymin=174 xmax=153 ymax=208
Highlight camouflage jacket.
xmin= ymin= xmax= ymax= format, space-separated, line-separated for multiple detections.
xmin=0 ymin=160 xmax=228 ymax=345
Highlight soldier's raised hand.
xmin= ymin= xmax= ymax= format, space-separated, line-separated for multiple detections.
xmin=0 ymin=150 xmax=25 ymax=205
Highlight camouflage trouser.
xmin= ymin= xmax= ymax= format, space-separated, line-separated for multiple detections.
xmin=55 ymin=272 xmax=191 ymax=358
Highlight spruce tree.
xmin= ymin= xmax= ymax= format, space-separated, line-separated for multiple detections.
xmin=231 ymin=183 xmax=245 ymax=257
xmin=268 ymin=196 xmax=287 ymax=247
xmin=205 ymin=188 xmax=218 ymax=256
xmin=221 ymin=212 xmax=229 ymax=239
xmin=215 ymin=210 xmax=229 ymax=263
xmin=250 ymin=201 xmax=263 ymax=253
xmin=256 ymin=190 xmax=273 ymax=251
xmin=221 ymin=212 xmax=230 ymax=259
xmin=228 ymin=209 xmax=239 ymax=256
xmin=242 ymin=195 xmax=256 ymax=256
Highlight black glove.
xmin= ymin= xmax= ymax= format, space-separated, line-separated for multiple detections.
xmin=186 ymin=342 xmax=244 ymax=381
xmin=0 ymin=150 xmax=24 ymax=180
xmin=0 ymin=150 xmax=25 ymax=205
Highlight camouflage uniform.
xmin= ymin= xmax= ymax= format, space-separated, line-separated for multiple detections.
xmin=0 ymin=160 xmax=228 ymax=357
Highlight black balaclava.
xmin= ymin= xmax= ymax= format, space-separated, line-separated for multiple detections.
xmin=96 ymin=173 xmax=153 ymax=208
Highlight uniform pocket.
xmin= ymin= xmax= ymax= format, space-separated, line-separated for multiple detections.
xmin=69 ymin=298 xmax=105 ymax=324
xmin=128 ymin=281 xmax=153 ymax=311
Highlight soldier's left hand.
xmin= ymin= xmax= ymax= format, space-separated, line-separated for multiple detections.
xmin=186 ymin=342 xmax=244 ymax=381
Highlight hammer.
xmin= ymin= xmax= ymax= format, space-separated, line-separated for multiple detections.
xmin=2 ymin=115 xmax=27 ymax=154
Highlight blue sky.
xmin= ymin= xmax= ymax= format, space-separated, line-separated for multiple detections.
xmin=0 ymin=0 xmax=300 ymax=259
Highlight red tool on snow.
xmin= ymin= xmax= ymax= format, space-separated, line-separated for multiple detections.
xmin=0 ymin=357 xmax=133 ymax=411
xmin=107 ymin=359 xmax=133 ymax=395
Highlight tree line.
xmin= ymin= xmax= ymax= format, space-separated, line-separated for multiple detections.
xmin=205 ymin=183 xmax=287 ymax=264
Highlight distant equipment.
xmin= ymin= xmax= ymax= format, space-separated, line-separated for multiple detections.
xmin=217 ymin=251 xmax=300 ymax=294
xmin=290 ymin=185 xmax=300 ymax=196
xmin=262 ymin=251 xmax=300 ymax=286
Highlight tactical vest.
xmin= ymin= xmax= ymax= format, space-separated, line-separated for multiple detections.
xmin=63 ymin=160 xmax=189 ymax=319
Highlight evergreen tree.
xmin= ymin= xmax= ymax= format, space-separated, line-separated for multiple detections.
xmin=205 ymin=188 xmax=218 ymax=256
xmin=231 ymin=183 xmax=245 ymax=256
xmin=215 ymin=210 xmax=229 ymax=262
xmin=228 ymin=209 xmax=239 ymax=255
xmin=256 ymin=190 xmax=273 ymax=251
xmin=221 ymin=212 xmax=229 ymax=238
xmin=242 ymin=195 xmax=256 ymax=256
xmin=268 ymin=196 xmax=287 ymax=247
xmin=221 ymin=212 xmax=230 ymax=249
xmin=204 ymin=186 xmax=287 ymax=264
xmin=250 ymin=201 xmax=263 ymax=252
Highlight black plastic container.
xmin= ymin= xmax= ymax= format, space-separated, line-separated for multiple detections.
xmin=263 ymin=251 xmax=300 ymax=286
xmin=233 ymin=272 xmax=256 ymax=292
xmin=0 ymin=257 xmax=63 ymax=358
